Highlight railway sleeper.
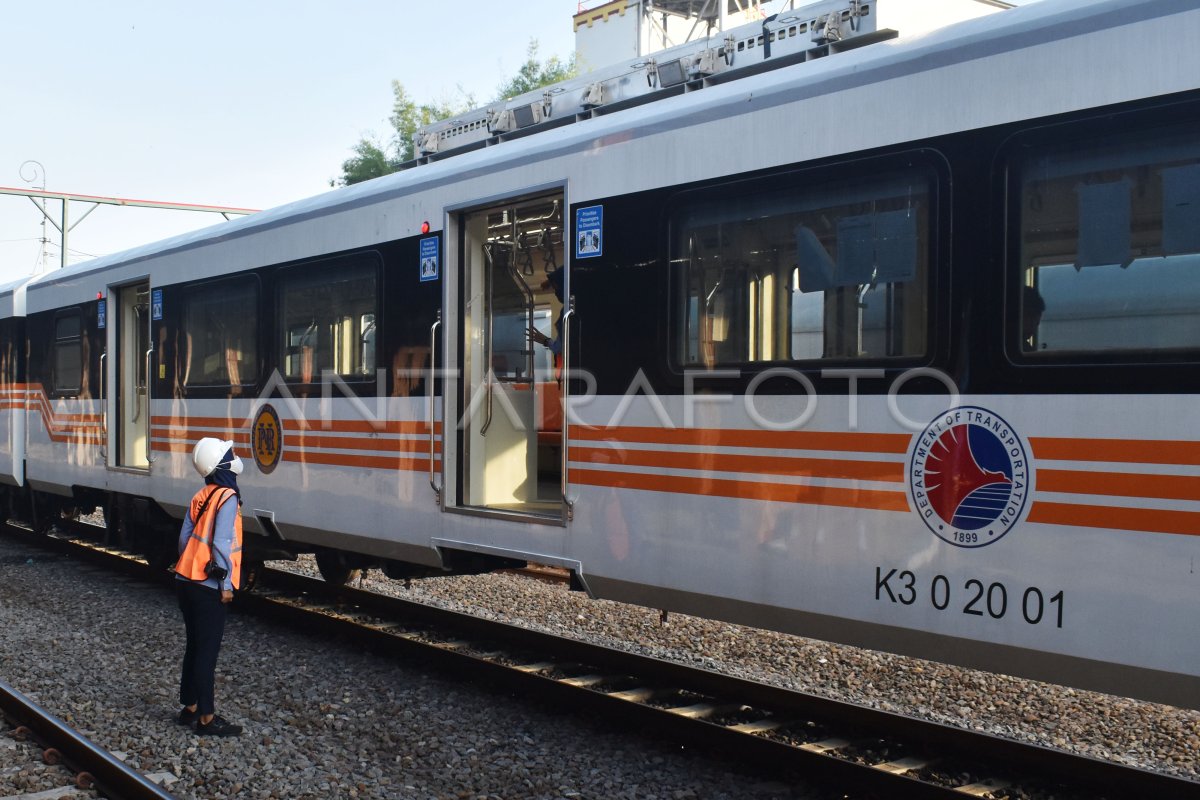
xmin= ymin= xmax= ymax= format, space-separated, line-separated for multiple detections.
xmin=665 ymin=702 xmax=748 ymax=720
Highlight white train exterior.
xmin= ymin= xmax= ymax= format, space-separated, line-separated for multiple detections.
xmin=2 ymin=0 xmax=1198 ymax=709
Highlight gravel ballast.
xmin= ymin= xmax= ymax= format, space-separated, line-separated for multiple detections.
xmin=273 ymin=555 xmax=1200 ymax=784
xmin=3 ymin=530 xmax=1197 ymax=798
xmin=0 ymin=535 xmax=833 ymax=800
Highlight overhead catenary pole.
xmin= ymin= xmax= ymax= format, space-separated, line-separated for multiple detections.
xmin=0 ymin=184 xmax=260 ymax=271
xmin=18 ymin=161 xmax=49 ymax=272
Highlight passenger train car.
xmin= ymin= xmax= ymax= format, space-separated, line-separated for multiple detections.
xmin=1 ymin=0 xmax=1197 ymax=709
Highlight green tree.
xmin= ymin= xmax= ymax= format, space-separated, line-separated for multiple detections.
xmin=388 ymin=82 xmax=475 ymax=165
xmin=338 ymin=138 xmax=393 ymax=185
xmin=494 ymin=41 xmax=577 ymax=101
xmin=337 ymin=40 xmax=576 ymax=186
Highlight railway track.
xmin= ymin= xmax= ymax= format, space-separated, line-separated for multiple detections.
xmin=0 ymin=676 xmax=177 ymax=800
xmin=8 ymin=520 xmax=1197 ymax=800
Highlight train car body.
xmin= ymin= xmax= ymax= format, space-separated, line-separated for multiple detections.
xmin=4 ymin=0 xmax=1199 ymax=708
xmin=0 ymin=279 xmax=27 ymax=492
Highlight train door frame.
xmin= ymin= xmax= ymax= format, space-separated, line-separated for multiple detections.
xmin=440 ymin=185 xmax=571 ymax=526
xmin=105 ymin=279 xmax=153 ymax=471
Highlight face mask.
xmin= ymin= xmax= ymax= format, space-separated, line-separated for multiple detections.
xmin=221 ymin=456 xmax=244 ymax=475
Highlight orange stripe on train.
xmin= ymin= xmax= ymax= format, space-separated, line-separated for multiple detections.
xmin=1037 ymin=469 xmax=1200 ymax=502
xmin=572 ymin=467 xmax=909 ymax=512
xmin=570 ymin=425 xmax=909 ymax=454
xmin=151 ymin=428 xmax=252 ymax=444
xmin=273 ymin=433 xmax=441 ymax=454
xmin=151 ymin=415 xmax=443 ymax=436
xmin=282 ymin=450 xmax=440 ymax=471
xmin=1031 ymin=437 xmax=1200 ymax=466
xmin=151 ymin=439 xmax=250 ymax=454
xmin=151 ymin=436 xmax=440 ymax=457
xmin=574 ymin=446 xmax=904 ymax=483
xmin=282 ymin=418 xmax=441 ymax=435
xmin=1027 ymin=501 xmax=1200 ymax=536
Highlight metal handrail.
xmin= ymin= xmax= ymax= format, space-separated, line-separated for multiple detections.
xmin=143 ymin=347 xmax=155 ymax=464
xmin=98 ymin=352 xmax=107 ymax=461
xmin=560 ymin=296 xmax=575 ymax=521
xmin=481 ymin=246 xmax=496 ymax=436
xmin=428 ymin=311 xmax=441 ymax=504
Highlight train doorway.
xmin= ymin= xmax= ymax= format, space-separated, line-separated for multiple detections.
xmin=456 ymin=193 xmax=566 ymax=519
xmin=113 ymin=282 xmax=151 ymax=469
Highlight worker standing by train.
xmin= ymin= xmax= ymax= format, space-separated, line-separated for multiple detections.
xmin=174 ymin=437 xmax=244 ymax=737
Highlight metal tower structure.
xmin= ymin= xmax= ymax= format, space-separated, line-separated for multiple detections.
xmin=0 ymin=182 xmax=258 ymax=272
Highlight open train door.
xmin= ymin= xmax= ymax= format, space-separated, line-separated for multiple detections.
xmin=106 ymin=281 xmax=152 ymax=471
xmin=443 ymin=191 xmax=570 ymax=523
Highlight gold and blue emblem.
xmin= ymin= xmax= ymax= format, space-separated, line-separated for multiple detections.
xmin=251 ymin=404 xmax=283 ymax=475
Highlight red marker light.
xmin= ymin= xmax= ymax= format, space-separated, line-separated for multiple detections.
xmin=96 ymin=292 xmax=103 ymax=299
xmin=420 ymin=221 xmax=430 ymax=235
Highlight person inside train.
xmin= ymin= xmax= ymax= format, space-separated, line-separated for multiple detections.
xmin=174 ymin=437 xmax=245 ymax=737
xmin=1022 ymin=284 xmax=1046 ymax=351
xmin=527 ymin=266 xmax=565 ymax=360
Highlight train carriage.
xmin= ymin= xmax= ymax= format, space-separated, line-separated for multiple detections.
xmin=2 ymin=0 xmax=1198 ymax=709
xmin=0 ymin=279 xmax=27 ymax=497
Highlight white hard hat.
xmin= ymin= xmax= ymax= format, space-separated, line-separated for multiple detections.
xmin=192 ymin=437 xmax=243 ymax=477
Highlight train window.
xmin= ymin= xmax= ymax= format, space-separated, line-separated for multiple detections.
xmin=182 ymin=279 xmax=258 ymax=388
xmin=1016 ymin=124 xmax=1200 ymax=355
xmin=53 ymin=310 xmax=83 ymax=395
xmin=672 ymin=169 xmax=931 ymax=367
xmin=279 ymin=258 xmax=377 ymax=382
xmin=0 ymin=319 xmax=19 ymax=392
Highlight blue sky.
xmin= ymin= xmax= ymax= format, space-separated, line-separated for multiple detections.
xmin=0 ymin=0 xmax=1042 ymax=283
xmin=0 ymin=0 xmax=581 ymax=281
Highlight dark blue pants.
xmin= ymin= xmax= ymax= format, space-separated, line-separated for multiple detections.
xmin=177 ymin=580 xmax=228 ymax=716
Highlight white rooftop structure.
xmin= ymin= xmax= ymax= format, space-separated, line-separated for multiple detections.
xmin=412 ymin=0 xmax=1013 ymax=164
xmin=573 ymin=0 xmax=775 ymax=70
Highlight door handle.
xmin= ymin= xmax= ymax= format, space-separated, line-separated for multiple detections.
xmin=144 ymin=346 xmax=155 ymax=464
xmin=428 ymin=311 xmax=441 ymax=504
xmin=560 ymin=296 xmax=575 ymax=522
xmin=98 ymin=352 xmax=107 ymax=461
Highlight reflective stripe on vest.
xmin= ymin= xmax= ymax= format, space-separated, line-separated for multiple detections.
xmin=175 ymin=485 xmax=243 ymax=589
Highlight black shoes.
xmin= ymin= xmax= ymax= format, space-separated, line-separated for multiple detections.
xmin=177 ymin=705 xmax=243 ymax=736
xmin=193 ymin=714 xmax=242 ymax=737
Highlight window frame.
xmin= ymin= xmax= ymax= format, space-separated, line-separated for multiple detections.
xmin=1004 ymin=111 xmax=1200 ymax=367
xmin=665 ymin=150 xmax=943 ymax=376
xmin=275 ymin=253 xmax=383 ymax=386
xmin=180 ymin=274 xmax=262 ymax=390
xmin=51 ymin=308 xmax=84 ymax=397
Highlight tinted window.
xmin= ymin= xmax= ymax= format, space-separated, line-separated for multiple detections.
xmin=53 ymin=311 xmax=83 ymax=394
xmin=1015 ymin=123 xmax=1200 ymax=354
xmin=280 ymin=259 xmax=377 ymax=382
xmin=672 ymin=169 xmax=931 ymax=367
xmin=182 ymin=279 xmax=258 ymax=387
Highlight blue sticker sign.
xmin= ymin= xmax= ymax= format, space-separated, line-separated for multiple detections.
xmin=151 ymin=288 xmax=163 ymax=321
xmin=97 ymin=299 xmax=106 ymax=329
xmin=575 ymin=205 xmax=603 ymax=259
xmin=419 ymin=236 xmax=440 ymax=282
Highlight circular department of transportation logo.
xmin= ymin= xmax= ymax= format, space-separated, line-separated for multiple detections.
xmin=908 ymin=406 xmax=1032 ymax=548
xmin=251 ymin=404 xmax=283 ymax=474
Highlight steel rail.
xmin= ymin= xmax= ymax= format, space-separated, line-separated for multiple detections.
xmin=0 ymin=678 xmax=177 ymax=800
xmin=250 ymin=567 xmax=1199 ymax=800
xmin=7 ymin=522 xmax=1198 ymax=800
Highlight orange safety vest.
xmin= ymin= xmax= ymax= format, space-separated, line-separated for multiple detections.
xmin=175 ymin=485 xmax=243 ymax=590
